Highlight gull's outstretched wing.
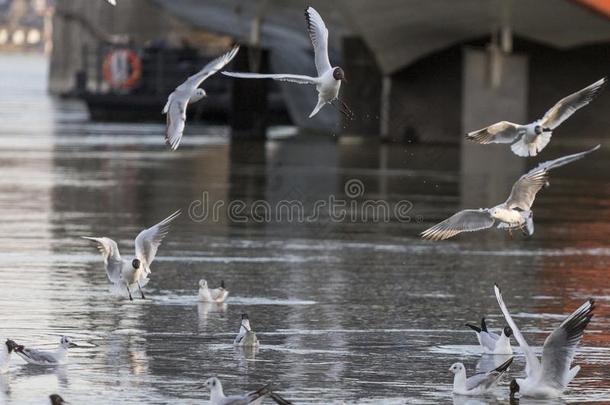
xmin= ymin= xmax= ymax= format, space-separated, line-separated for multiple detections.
xmin=162 ymin=47 xmax=239 ymax=150
xmin=134 ymin=210 xmax=181 ymax=267
xmin=221 ymin=71 xmax=318 ymax=85
xmin=466 ymin=121 xmax=522 ymax=144
xmin=540 ymin=78 xmax=607 ymax=129
xmin=305 ymin=6 xmax=332 ymax=75
xmin=494 ymin=284 xmax=541 ymax=377
xmin=540 ymin=299 xmax=595 ymax=389
xmin=421 ymin=209 xmax=495 ymax=241
xmin=466 ymin=356 xmax=513 ymax=391
xmin=82 ymin=236 xmax=122 ymax=283
xmin=15 ymin=348 xmax=57 ymax=365
xmin=503 ymin=168 xmax=549 ymax=211
xmin=220 ymin=385 xmax=270 ymax=405
xmin=505 ymin=145 xmax=600 ymax=210
xmin=177 ymin=46 xmax=240 ymax=92
xmin=165 ymin=97 xmax=187 ymax=150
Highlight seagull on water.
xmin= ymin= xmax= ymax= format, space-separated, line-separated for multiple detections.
xmin=13 ymin=336 xmax=79 ymax=366
xmin=198 ymin=279 xmax=229 ymax=303
xmin=465 ymin=318 xmax=513 ymax=355
xmin=234 ymin=313 xmax=259 ymax=347
xmin=450 ymin=357 xmax=513 ymax=396
xmin=1 ymin=340 xmax=20 ymax=373
xmin=105 ymin=0 xmax=116 ymax=5
xmin=494 ymin=284 xmax=595 ymax=399
xmin=222 ymin=7 xmax=353 ymax=119
xmin=83 ymin=210 xmax=181 ymax=300
xmin=466 ymin=78 xmax=607 ymax=157
xmin=49 ymin=394 xmax=68 ymax=405
xmin=421 ymin=145 xmax=600 ymax=240
xmin=204 ymin=377 xmax=292 ymax=405
xmin=163 ymin=46 xmax=239 ymax=150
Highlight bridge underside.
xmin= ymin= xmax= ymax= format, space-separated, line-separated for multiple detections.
xmin=50 ymin=0 xmax=610 ymax=143
xmin=362 ymin=37 xmax=610 ymax=144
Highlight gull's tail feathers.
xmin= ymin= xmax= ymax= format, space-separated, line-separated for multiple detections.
xmin=535 ymin=132 xmax=553 ymax=154
xmin=510 ymin=131 xmax=553 ymax=157
xmin=510 ymin=137 xmax=531 ymax=157
xmin=309 ymin=98 xmax=325 ymax=118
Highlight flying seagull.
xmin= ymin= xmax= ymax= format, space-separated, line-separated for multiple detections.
xmin=465 ymin=318 xmax=513 ymax=355
xmin=163 ymin=46 xmax=239 ymax=150
xmin=450 ymin=357 xmax=513 ymax=396
xmin=13 ymin=336 xmax=79 ymax=366
xmin=198 ymin=279 xmax=229 ymax=303
xmin=466 ymin=78 xmax=607 ymax=157
xmin=494 ymin=284 xmax=594 ymax=399
xmin=421 ymin=145 xmax=600 ymax=240
xmin=83 ymin=210 xmax=180 ymax=300
xmin=234 ymin=313 xmax=259 ymax=347
xmin=204 ymin=377 xmax=292 ymax=405
xmin=222 ymin=7 xmax=353 ymax=119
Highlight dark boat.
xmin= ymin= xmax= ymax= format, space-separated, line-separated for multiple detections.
xmin=75 ymin=43 xmax=289 ymax=123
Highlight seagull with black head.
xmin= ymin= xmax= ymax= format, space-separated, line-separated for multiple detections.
xmin=83 ymin=210 xmax=180 ymax=300
xmin=222 ymin=7 xmax=353 ymax=119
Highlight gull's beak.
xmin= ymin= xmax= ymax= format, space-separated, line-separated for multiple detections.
xmin=69 ymin=343 xmax=79 ymax=348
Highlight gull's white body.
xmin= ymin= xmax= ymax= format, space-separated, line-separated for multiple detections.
xmin=310 ymin=68 xmax=342 ymax=118
xmin=198 ymin=280 xmax=229 ymax=303
xmin=450 ymin=358 xmax=513 ymax=396
xmin=467 ymin=78 xmax=607 ymax=156
xmin=234 ymin=318 xmax=259 ymax=347
xmin=222 ymin=7 xmax=348 ymax=119
xmin=163 ymin=46 xmax=239 ymax=150
xmin=489 ymin=206 xmax=524 ymax=226
xmin=83 ymin=210 xmax=180 ymax=299
xmin=421 ymin=146 xmax=600 ymax=240
xmin=476 ymin=330 xmax=512 ymax=355
xmin=14 ymin=337 xmax=75 ymax=366
xmin=205 ymin=377 xmax=269 ymax=405
xmin=487 ymin=332 xmax=511 ymax=355
xmin=495 ymin=285 xmax=594 ymax=399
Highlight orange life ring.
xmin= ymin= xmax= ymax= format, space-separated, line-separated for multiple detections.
xmin=102 ymin=49 xmax=142 ymax=90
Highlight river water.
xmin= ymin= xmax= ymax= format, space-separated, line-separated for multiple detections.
xmin=0 ymin=53 xmax=609 ymax=404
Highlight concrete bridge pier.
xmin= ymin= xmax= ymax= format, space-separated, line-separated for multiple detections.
xmin=341 ymin=37 xmax=382 ymax=136
xmin=460 ymin=47 xmax=527 ymax=212
xmin=230 ymin=45 xmax=269 ymax=141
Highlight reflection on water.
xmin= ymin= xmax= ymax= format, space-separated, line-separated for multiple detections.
xmin=0 ymin=53 xmax=609 ymax=404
